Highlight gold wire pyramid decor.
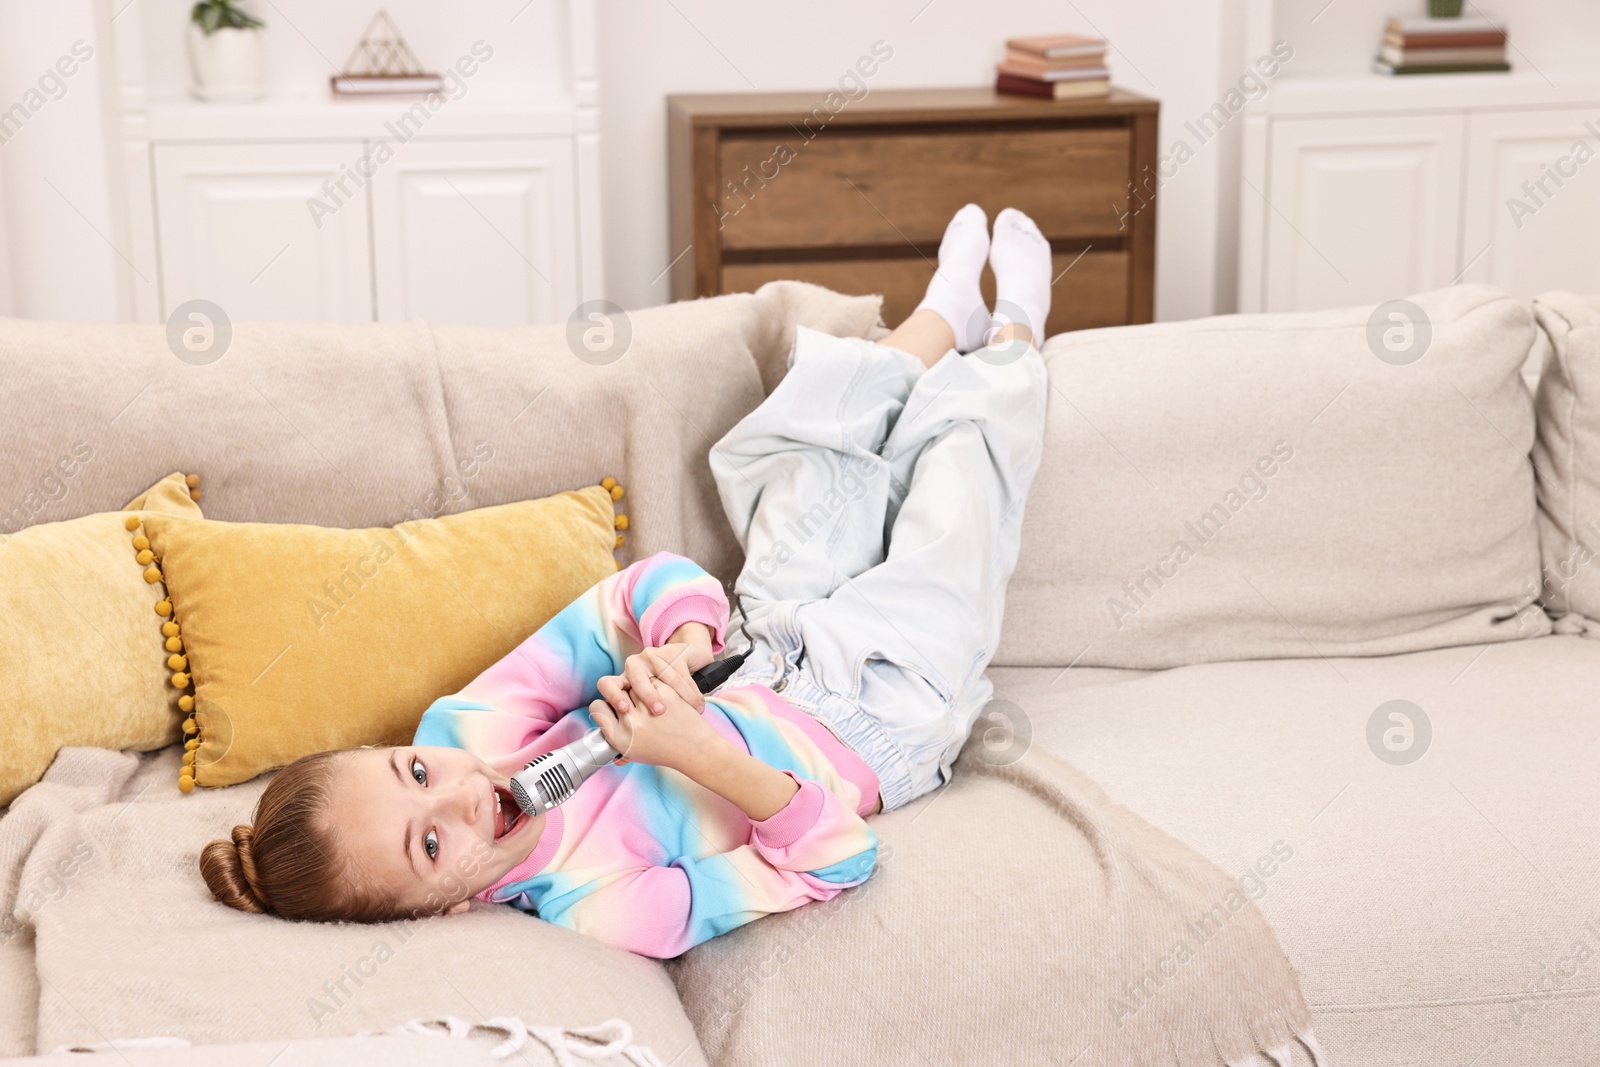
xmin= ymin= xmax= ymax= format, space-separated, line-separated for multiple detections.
xmin=330 ymin=10 xmax=443 ymax=96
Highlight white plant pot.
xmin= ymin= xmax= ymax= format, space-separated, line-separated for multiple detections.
xmin=186 ymin=24 xmax=265 ymax=102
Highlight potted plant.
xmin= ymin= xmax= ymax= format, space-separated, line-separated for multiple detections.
xmin=186 ymin=0 xmax=266 ymax=102
xmin=1428 ymin=0 xmax=1465 ymax=15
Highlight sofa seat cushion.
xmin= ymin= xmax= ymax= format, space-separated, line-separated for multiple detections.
xmin=989 ymin=633 xmax=1600 ymax=1067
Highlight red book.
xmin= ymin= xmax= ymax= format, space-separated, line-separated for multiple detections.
xmin=995 ymin=72 xmax=1110 ymax=100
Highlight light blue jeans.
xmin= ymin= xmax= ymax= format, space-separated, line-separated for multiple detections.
xmin=709 ymin=325 xmax=1047 ymax=811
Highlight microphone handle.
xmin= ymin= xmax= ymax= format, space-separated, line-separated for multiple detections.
xmin=510 ymin=647 xmax=752 ymax=815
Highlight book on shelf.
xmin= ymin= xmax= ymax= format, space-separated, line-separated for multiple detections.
xmin=1379 ymin=44 xmax=1506 ymax=65
xmin=996 ymin=31 xmax=1110 ymax=100
xmin=1383 ymin=28 xmax=1506 ymax=48
xmin=995 ymin=72 xmax=1111 ymax=100
xmin=1001 ymin=48 xmax=1106 ymax=76
xmin=1375 ymin=13 xmax=1510 ymax=76
xmin=331 ymin=73 xmax=445 ymax=96
xmin=1006 ymin=33 xmax=1107 ymax=60
xmin=1385 ymin=14 xmax=1506 ymax=37
xmin=996 ymin=62 xmax=1111 ymax=83
xmin=1372 ymin=59 xmax=1512 ymax=75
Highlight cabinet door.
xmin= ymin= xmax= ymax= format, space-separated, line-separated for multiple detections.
xmin=152 ymin=142 xmax=373 ymax=323
xmin=369 ymin=139 xmax=577 ymax=327
xmin=1461 ymin=108 xmax=1600 ymax=299
xmin=1263 ymin=114 xmax=1465 ymax=312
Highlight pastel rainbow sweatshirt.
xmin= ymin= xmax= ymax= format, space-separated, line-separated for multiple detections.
xmin=412 ymin=552 xmax=880 ymax=959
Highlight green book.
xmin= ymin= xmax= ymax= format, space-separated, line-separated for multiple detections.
xmin=1373 ymin=58 xmax=1512 ymax=75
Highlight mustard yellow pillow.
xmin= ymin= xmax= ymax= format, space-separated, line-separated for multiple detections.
xmin=0 ymin=473 xmax=203 ymax=806
xmin=134 ymin=482 xmax=625 ymax=790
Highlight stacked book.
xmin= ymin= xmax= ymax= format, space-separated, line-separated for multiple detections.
xmin=1374 ymin=15 xmax=1510 ymax=75
xmin=996 ymin=34 xmax=1111 ymax=100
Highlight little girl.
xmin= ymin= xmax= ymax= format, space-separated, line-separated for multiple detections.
xmin=200 ymin=205 xmax=1051 ymax=959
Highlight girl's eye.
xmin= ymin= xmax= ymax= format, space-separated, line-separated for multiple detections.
xmin=410 ymin=756 xmax=427 ymax=786
xmin=424 ymin=828 xmax=439 ymax=861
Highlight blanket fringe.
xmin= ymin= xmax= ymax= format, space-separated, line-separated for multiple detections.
xmin=386 ymin=1015 xmax=667 ymax=1065
xmin=50 ymin=1016 xmax=664 ymax=1065
xmin=49 ymin=1035 xmax=192 ymax=1054
xmin=1223 ymin=1025 xmax=1328 ymax=1067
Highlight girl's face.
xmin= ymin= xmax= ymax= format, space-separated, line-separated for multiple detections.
xmin=326 ymin=745 xmax=548 ymax=917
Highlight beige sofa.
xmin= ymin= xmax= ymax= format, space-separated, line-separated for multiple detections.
xmin=2 ymin=281 xmax=1599 ymax=1066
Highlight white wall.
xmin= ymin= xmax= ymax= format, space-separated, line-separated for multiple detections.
xmin=596 ymin=0 xmax=1242 ymax=323
xmin=0 ymin=0 xmax=123 ymax=321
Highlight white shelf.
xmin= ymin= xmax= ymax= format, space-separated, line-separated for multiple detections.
xmin=141 ymin=94 xmax=581 ymax=142
xmin=1265 ymin=70 xmax=1600 ymax=117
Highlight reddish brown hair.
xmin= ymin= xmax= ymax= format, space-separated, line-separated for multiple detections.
xmin=199 ymin=749 xmax=402 ymax=923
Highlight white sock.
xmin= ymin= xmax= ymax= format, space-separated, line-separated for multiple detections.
xmin=914 ymin=203 xmax=990 ymax=354
xmin=988 ymin=207 xmax=1052 ymax=345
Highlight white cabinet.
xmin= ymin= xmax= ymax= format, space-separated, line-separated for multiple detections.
xmin=1236 ymin=56 xmax=1600 ymax=314
xmin=1461 ymin=108 xmax=1600 ymax=299
xmin=153 ymin=142 xmax=373 ymax=323
xmin=111 ymin=0 xmax=602 ymax=327
xmin=1262 ymin=115 xmax=1464 ymax=312
xmin=152 ymin=136 xmax=589 ymax=326
xmin=369 ymin=139 xmax=578 ymax=327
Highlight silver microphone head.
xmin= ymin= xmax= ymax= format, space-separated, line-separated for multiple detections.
xmin=509 ymin=728 xmax=619 ymax=815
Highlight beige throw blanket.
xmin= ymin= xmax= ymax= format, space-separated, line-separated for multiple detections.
xmin=0 ymin=745 xmax=706 ymax=1064
xmin=668 ymin=726 xmax=1326 ymax=1067
xmin=0 ymin=669 xmax=1324 ymax=1067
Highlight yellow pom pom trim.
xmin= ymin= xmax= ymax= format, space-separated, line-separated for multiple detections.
xmin=143 ymin=565 xmax=162 ymax=584
xmin=601 ymin=477 xmax=616 ymax=491
xmin=613 ymin=514 xmax=629 ymax=531
xmin=185 ymin=474 xmax=200 ymax=490
xmin=167 ymin=654 xmax=188 ymax=672
xmin=155 ymin=600 xmax=172 ymax=617
xmin=162 ymin=621 xmax=180 ymax=637
xmin=189 ymin=489 xmax=202 ymax=502
xmin=179 ymin=695 xmax=194 ymax=713
xmin=178 ymin=776 xmax=195 ymax=793
xmin=615 ymin=534 xmax=625 ymax=548
xmin=182 ymin=750 xmax=195 ymax=766
xmin=185 ymin=738 xmax=199 ymax=751
xmin=136 ymin=549 xmax=155 ymax=565
xmin=183 ymin=717 xmax=196 ymax=734
xmin=124 ymin=515 xmax=141 ymax=531
xmin=165 ymin=636 xmax=183 ymax=653
xmin=171 ymin=671 xmax=189 ymax=689
xmin=133 ymin=535 xmax=150 ymax=551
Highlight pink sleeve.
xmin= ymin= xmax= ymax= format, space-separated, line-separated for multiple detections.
xmin=418 ymin=553 xmax=730 ymax=755
xmin=546 ymin=775 xmax=879 ymax=958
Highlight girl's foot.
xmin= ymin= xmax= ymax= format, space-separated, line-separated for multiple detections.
xmin=913 ymin=203 xmax=991 ymax=354
xmin=988 ymin=207 xmax=1052 ymax=346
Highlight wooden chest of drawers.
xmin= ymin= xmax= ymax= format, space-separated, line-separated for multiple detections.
xmin=667 ymin=87 xmax=1159 ymax=339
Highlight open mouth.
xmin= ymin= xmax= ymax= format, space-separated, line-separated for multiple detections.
xmin=492 ymin=784 xmax=525 ymax=840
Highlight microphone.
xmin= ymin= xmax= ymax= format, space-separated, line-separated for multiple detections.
xmin=509 ymin=647 xmax=750 ymax=816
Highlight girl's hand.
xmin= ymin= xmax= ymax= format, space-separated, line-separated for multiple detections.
xmin=588 ymin=687 xmax=722 ymax=773
xmin=596 ymin=627 xmax=715 ymax=718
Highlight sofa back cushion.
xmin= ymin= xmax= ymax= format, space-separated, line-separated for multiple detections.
xmin=0 ymin=283 xmax=882 ymax=592
xmin=1532 ymin=290 xmax=1600 ymax=632
xmin=996 ymin=284 xmax=1548 ymax=668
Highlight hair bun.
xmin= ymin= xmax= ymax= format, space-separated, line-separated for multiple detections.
xmin=199 ymin=824 xmax=270 ymax=914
